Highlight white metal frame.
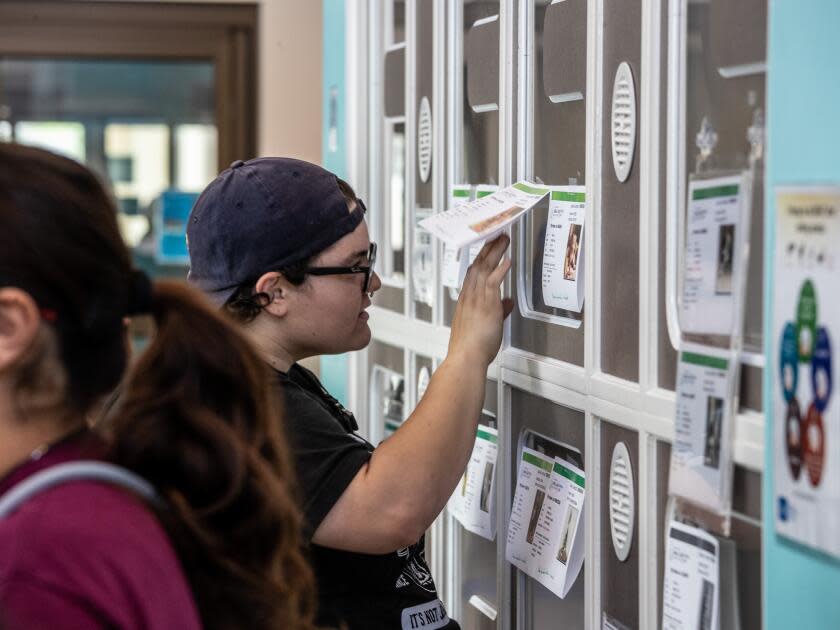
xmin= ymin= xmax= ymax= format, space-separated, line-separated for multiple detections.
xmin=343 ymin=0 xmax=767 ymax=628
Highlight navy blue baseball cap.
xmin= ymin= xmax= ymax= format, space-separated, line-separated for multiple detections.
xmin=186 ymin=157 xmax=365 ymax=306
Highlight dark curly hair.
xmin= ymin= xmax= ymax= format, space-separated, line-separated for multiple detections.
xmin=224 ymin=177 xmax=360 ymax=324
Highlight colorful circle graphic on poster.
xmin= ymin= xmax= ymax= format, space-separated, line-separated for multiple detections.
xmin=811 ymin=326 xmax=832 ymax=413
xmin=803 ymin=402 xmax=825 ymax=487
xmin=780 ymin=322 xmax=799 ymax=402
xmin=796 ymin=280 xmax=818 ymax=363
xmin=786 ymin=398 xmax=803 ymax=481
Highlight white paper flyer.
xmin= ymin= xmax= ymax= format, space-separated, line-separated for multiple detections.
xmin=773 ymin=187 xmax=840 ymax=559
xmin=669 ymin=347 xmax=736 ymax=513
xmin=505 ymin=448 xmax=586 ymax=599
xmin=661 ymin=520 xmax=720 ymax=630
xmin=680 ymin=174 xmax=746 ymax=336
xmin=542 ymin=187 xmax=586 ymax=312
xmin=447 ymin=425 xmax=498 ymax=540
xmin=420 ymin=181 xmax=549 ymax=250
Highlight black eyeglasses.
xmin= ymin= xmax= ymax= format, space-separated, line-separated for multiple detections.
xmin=304 ymin=242 xmax=377 ymax=294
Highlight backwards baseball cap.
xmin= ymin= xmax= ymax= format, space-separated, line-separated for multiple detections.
xmin=186 ymin=157 xmax=365 ymax=306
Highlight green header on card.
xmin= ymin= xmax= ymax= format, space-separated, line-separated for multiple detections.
xmin=692 ymin=184 xmax=739 ymax=200
xmin=477 ymin=428 xmax=498 ymax=443
xmin=522 ymin=451 xmax=553 ymax=472
xmin=513 ymin=182 xmax=548 ymax=196
xmin=554 ymin=462 xmax=585 ymax=487
xmin=452 ymin=188 xmax=470 ymax=198
xmin=681 ymin=351 xmax=728 ymax=370
xmin=476 ymin=190 xmax=495 ymax=198
xmin=551 ymin=190 xmax=585 ymax=203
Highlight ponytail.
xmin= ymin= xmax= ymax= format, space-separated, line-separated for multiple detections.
xmin=108 ymin=281 xmax=319 ymax=630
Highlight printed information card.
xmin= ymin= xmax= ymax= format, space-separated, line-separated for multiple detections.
xmin=542 ymin=187 xmax=586 ymax=312
xmin=447 ymin=424 xmax=498 ymax=541
xmin=442 ymin=185 xmax=498 ymax=290
xmin=669 ymin=347 xmax=736 ymax=513
xmin=505 ymin=447 xmax=585 ymax=599
xmin=661 ymin=520 xmax=720 ymax=630
xmin=680 ymin=174 xmax=747 ymax=336
xmin=773 ymin=187 xmax=840 ymax=559
xmin=420 ymin=181 xmax=548 ymax=250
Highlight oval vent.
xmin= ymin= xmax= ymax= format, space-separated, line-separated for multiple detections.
xmin=611 ymin=62 xmax=636 ymax=183
xmin=609 ymin=441 xmax=635 ymax=562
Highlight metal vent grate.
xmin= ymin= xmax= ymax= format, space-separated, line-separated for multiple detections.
xmin=417 ymin=96 xmax=433 ymax=183
xmin=609 ymin=441 xmax=635 ymax=562
xmin=611 ymin=62 xmax=636 ymax=183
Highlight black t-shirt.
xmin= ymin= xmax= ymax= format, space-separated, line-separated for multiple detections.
xmin=275 ymin=364 xmax=460 ymax=630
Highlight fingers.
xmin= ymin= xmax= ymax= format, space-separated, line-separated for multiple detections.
xmin=460 ymin=233 xmax=511 ymax=297
xmin=487 ymin=256 xmax=511 ymax=288
xmin=502 ymin=297 xmax=515 ymax=319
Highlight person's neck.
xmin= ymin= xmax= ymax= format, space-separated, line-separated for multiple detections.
xmin=0 ymin=397 xmax=81 ymax=481
xmin=241 ymin=316 xmax=303 ymax=373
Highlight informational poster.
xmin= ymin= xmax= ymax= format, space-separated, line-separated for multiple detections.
xmin=506 ymin=447 xmax=586 ymax=599
xmin=420 ymin=181 xmax=549 ymax=250
xmin=661 ymin=520 xmax=720 ymax=630
xmin=542 ymin=187 xmax=586 ymax=312
xmin=680 ymin=174 xmax=747 ymax=336
xmin=413 ymin=207 xmax=434 ymax=306
xmin=773 ymin=187 xmax=840 ymax=559
xmin=669 ymin=347 xmax=736 ymax=513
xmin=447 ymin=425 xmax=498 ymax=540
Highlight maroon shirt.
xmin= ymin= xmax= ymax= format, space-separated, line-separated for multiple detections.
xmin=0 ymin=433 xmax=202 ymax=630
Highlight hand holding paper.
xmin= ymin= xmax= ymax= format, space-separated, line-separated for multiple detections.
xmin=420 ymin=181 xmax=549 ymax=250
xmin=448 ymin=235 xmax=514 ymax=367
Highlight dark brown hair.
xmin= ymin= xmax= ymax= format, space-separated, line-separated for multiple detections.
xmin=224 ymin=177 xmax=360 ymax=324
xmin=0 ymin=143 xmax=319 ymax=630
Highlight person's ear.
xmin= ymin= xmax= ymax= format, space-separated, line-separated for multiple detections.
xmin=0 ymin=288 xmax=41 ymax=372
xmin=255 ymin=271 xmax=292 ymax=318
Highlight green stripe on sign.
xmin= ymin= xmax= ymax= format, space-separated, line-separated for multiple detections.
xmin=692 ymin=184 xmax=739 ymax=200
xmin=452 ymin=188 xmax=470 ymax=198
xmin=522 ymin=451 xmax=553 ymax=472
xmin=550 ymin=190 xmax=585 ymax=203
xmin=681 ymin=351 xmax=728 ymax=370
xmin=476 ymin=190 xmax=495 ymax=198
xmin=477 ymin=428 xmax=498 ymax=443
xmin=513 ymin=182 xmax=549 ymax=196
xmin=553 ymin=462 xmax=585 ymax=487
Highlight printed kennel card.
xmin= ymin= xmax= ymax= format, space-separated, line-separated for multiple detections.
xmin=661 ymin=520 xmax=720 ymax=630
xmin=442 ymin=185 xmax=499 ymax=290
xmin=542 ymin=187 xmax=586 ymax=312
xmin=669 ymin=345 xmax=737 ymax=514
xmin=420 ymin=181 xmax=548 ymax=250
xmin=506 ymin=447 xmax=586 ymax=599
xmin=447 ymin=424 xmax=498 ymax=541
xmin=680 ymin=174 xmax=748 ymax=336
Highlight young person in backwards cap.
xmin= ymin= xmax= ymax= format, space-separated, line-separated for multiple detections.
xmin=0 ymin=145 xmax=319 ymax=630
xmin=187 ymin=157 xmax=514 ymax=629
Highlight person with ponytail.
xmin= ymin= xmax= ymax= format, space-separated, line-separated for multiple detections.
xmin=0 ymin=143 xmax=319 ymax=630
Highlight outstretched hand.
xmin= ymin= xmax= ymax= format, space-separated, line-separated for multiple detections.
xmin=448 ymin=234 xmax=514 ymax=367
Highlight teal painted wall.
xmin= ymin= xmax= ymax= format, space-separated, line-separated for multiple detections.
xmin=320 ymin=0 xmax=350 ymax=404
xmin=764 ymin=2 xmax=840 ymax=627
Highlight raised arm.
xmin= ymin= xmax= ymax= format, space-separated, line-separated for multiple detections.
xmin=312 ymin=235 xmax=514 ymax=553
